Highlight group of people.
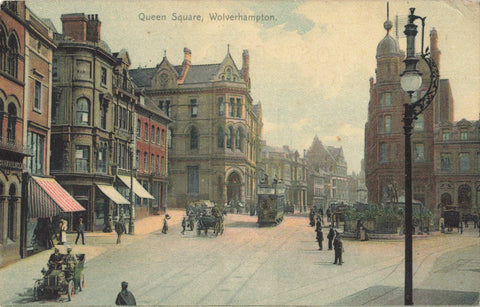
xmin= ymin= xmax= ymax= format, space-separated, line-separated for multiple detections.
xmin=311 ymin=208 xmax=344 ymax=265
xmin=46 ymin=247 xmax=78 ymax=276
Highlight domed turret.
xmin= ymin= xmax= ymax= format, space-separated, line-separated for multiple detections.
xmin=376 ymin=16 xmax=401 ymax=57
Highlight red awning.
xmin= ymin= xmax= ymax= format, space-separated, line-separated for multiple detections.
xmin=28 ymin=176 xmax=86 ymax=218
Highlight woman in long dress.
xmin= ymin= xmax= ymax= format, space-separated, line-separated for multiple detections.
xmin=59 ymin=219 xmax=68 ymax=244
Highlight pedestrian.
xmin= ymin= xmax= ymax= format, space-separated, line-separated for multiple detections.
xmin=115 ymin=281 xmax=136 ymax=305
xmin=333 ymin=232 xmax=343 ymax=265
xmin=326 ymin=208 xmax=331 ymax=222
xmin=115 ymin=217 xmax=126 ymax=244
xmin=46 ymin=221 xmax=54 ymax=249
xmin=162 ymin=214 xmax=170 ymax=234
xmin=75 ymin=218 xmax=85 ymax=245
xmin=316 ymin=226 xmax=324 ymax=250
xmin=181 ymin=216 xmax=187 ymax=235
xmin=309 ymin=208 xmax=315 ymax=226
xmin=59 ymin=219 xmax=68 ymax=245
xmin=315 ymin=217 xmax=322 ymax=232
xmin=327 ymin=226 xmax=335 ymax=250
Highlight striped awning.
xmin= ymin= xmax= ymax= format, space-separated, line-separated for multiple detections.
xmin=117 ymin=175 xmax=154 ymax=199
xmin=28 ymin=176 xmax=86 ymax=218
xmin=96 ymin=184 xmax=130 ymax=205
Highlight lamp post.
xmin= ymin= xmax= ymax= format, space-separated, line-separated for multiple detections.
xmin=129 ymin=141 xmax=135 ymax=235
xmin=400 ymin=8 xmax=439 ymax=305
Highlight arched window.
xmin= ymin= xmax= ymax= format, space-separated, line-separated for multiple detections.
xmin=217 ymin=127 xmax=224 ymax=148
xmin=229 ymin=98 xmax=235 ymax=117
xmin=7 ymin=35 xmax=18 ymax=77
xmin=7 ymin=103 xmax=16 ymax=144
xmin=190 ymin=127 xmax=199 ymax=150
xmin=100 ymin=105 xmax=107 ymax=129
xmin=236 ymin=98 xmax=242 ymax=118
xmin=218 ymin=97 xmax=225 ymax=116
xmin=156 ymin=128 xmax=160 ymax=144
xmin=0 ymin=24 xmax=7 ymax=71
xmin=167 ymin=129 xmax=173 ymax=149
xmin=226 ymin=127 xmax=233 ymax=149
xmin=236 ymin=128 xmax=242 ymax=150
xmin=77 ymin=98 xmax=90 ymax=125
xmin=458 ymin=184 xmax=472 ymax=207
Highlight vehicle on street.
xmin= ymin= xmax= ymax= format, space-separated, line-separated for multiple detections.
xmin=257 ymin=181 xmax=286 ymax=226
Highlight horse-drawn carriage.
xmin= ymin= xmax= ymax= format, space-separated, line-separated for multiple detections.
xmin=33 ymin=253 xmax=86 ymax=301
xmin=187 ymin=200 xmax=225 ymax=236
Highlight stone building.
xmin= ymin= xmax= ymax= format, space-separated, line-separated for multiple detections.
xmin=305 ymin=136 xmax=349 ymax=207
xmin=259 ymin=144 xmax=307 ymax=211
xmin=434 ymin=118 xmax=480 ymax=216
xmin=364 ymin=12 xmax=453 ymax=214
xmin=130 ymin=47 xmax=263 ymax=208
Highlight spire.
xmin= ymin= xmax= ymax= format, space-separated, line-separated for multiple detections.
xmin=227 ymin=44 xmax=230 ymax=54
xmin=384 ymin=2 xmax=393 ymax=34
xmin=163 ymin=49 xmax=167 ymax=59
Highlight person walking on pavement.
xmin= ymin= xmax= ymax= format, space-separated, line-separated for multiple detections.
xmin=327 ymin=225 xmax=335 ymax=250
xmin=333 ymin=232 xmax=344 ymax=265
xmin=115 ymin=217 xmax=126 ymax=244
xmin=59 ymin=219 xmax=68 ymax=245
xmin=162 ymin=214 xmax=170 ymax=234
xmin=75 ymin=218 xmax=85 ymax=245
xmin=181 ymin=216 xmax=187 ymax=235
xmin=115 ymin=281 xmax=136 ymax=305
xmin=46 ymin=220 xmax=54 ymax=249
xmin=316 ymin=226 xmax=324 ymax=250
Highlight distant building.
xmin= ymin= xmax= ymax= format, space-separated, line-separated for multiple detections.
xmin=130 ymin=47 xmax=263 ymax=208
xmin=259 ymin=144 xmax=307 ymax=211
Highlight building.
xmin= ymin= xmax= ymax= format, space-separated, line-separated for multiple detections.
xmin=0 ymin=1 xmax=27 ymax=265
xmin=364 ymin=12 xmax=453 ymax=215
xmin=259 ymin=144 xmax=307 ymax=211
xmin=130 ymin=47 xmax=263 ymax=208
xmin=305 ymin=136 xmax=349 ymax=207
xmin=434 ymin=118 xmax=480 ymax=216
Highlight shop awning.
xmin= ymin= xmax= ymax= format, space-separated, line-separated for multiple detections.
xmin=96 ymin=184 xmax=130 ymax=205
xmin=117 ymin=175 xmax=154 ymax=199
xmin=28 ymin=176 xmax=86 ymax=218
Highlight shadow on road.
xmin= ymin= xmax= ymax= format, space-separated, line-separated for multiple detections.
xmin=227 ymin=221 xmax=258 ymax=228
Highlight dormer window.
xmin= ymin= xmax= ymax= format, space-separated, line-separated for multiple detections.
xmin=460 ymin=129 xmax=468 ymax=141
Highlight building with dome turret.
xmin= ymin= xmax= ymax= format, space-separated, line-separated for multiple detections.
xmin=364 ymin=11 xmax=455 ymax=217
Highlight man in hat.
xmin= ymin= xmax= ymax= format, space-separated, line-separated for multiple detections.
xmin=316 ymin=226 xmax=324 ymax=250
xmin=46 ymin=248 xmax=63 ymax=274
xmin=327 ymin=226 xmax=335 ymax=250
xmin=116 ymin=281 xmax=136 ymax=305
xmin=63 ymin=247 xmax=78 ymax=278
xmin=333 ymin=232 xmax=344 ymax=265
xmin=115 ymin=217 xmax=126 ymax=244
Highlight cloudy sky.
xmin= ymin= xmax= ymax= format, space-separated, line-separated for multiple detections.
xmin=27 ymin=0 xmax=480 ymax=174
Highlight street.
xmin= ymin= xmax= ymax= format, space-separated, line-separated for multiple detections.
xmin=0 ymin=211 xmax=478 ymax=306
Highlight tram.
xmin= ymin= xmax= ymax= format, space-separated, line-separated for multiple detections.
xmin=257 ymin=181 xmax=286 ymax=226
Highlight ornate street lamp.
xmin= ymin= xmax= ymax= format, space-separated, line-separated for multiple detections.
xmin=400 ymin=8 xmax=439 ymax=305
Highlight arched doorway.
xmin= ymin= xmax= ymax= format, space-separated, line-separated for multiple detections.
xmin=441 ymin=193 xmax=452 ymax=208
xmin=227 ymin=172 xmax=242 ymax=205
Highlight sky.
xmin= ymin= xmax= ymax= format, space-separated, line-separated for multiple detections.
xmin=26 ymin=0 xmax=480 ymax=174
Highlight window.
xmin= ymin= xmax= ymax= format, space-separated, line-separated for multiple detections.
xmin=34 ymin=80 xmax=42 ymax=111
xmin=101 ymin=67 xmax=107 ymax=86
xmin=226 ymin=68 xmax=232 ymax=81
xmin=7 ymin=103 xmax=16 ymax=143
xmin=75 ymin=146 xmax=90 ymax=173
xmin=378 ymin=116 xmax=383 ymax=133
xmin=135 ymin=150 xmax=140 ymax=169
xmin=161 ymin=130 xmax=165 ymax=146
xmin=218 ymin=97 xmax=225 ymax=116
xmin=7 ymin=35 xmax=18 ymax=77
xmin=151 ymin=126 xmax=155 ymax=143
xmin=144 ymin=152 xmax=148 ymax=171
xmin=190 ymin=127 xmax=199 ymax=150
xmin=161 ymin=156 xmax=165 ymax=175
xmin=226 ymin=127 xmax=232 ymax=149
xmin=236 ymin=128 xmax=241 ymax=150
xmin=144 ymin=123 xmax=149 ymax=141
xmin=380 ymin=142 xmax=387 ymax=163
xmin=52 ymin=57 xmax=58 ymax=80
xmin=441 ymin=153 xmax=451 ymax=170
xmin=236 ymin=98 xmax=242 ymax=118
xmin=168 ymin=129 xmax=172 ymax=149
xmin=156 ymin=128 xmax=160 ymax=144
xmin=76 ymin=60 xmax=91 ymax=80
xmin=385 ymin=115 xmax=391 ymax=133
xmin=27 ymin=132 xmax=44 ymax=175
xmin=100 ymin=106 xmax=107 ymax=129
xmin=156 ymin=155 xmax=159 ymax=175
xmin=229 ymin=98 xmax=235 ymax=117
xmin=188 ymin=166 xmax=199 ymax=194
xmin=151 ymin=154 xmax=155 ymax=173
xmin=136 ymin=119 xmax=141 ymax=137
xmin=414 ymin=114 xmax=424 ymax=131
xmin=460 ymin=129 xmax=468 ymax=141
xmin=190 ymin=99 xmax=198 ymax=118
xmin=96 ymin=144 xmax=107 ymax=173
xmin=382 ymin=93 xmax=391 ymax=107
xmin=77 ymin=98 xmax=89 ymax=125
xmin=442 ymin=131 xmax=450 ymax=141
xmin=459 ymin=153 xmax=470 ymax=170
xmin=414 ymin=143 xmax=425 ymax=162
xmin=218 ymin=127 xmax=224 ymax=148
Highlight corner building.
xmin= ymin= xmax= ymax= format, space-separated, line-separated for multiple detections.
xmin=131 ymin=48 xmax=263 ymax=208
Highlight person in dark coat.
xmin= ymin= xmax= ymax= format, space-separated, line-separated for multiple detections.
xmin=316 ymin=227 xmax=324 ymax=250
xmin=309 ymin=208 xmax=316 ymax=226
xmin=46 ymin=221 xmax=54 ymax=249
xmin=181 ymin=216 xmax=187 ymax=235
xmin=115 ymin=217 xmax=126 ymax=244
xmin=162 ymin=214 xmax=170 ymax=234
xmin=327 ymin=226 xmax=335 ymax=250
xmin=115 ymin=281 xmax=136 ymax=305
xmin=75 ymin=218 xmax=85 ymax=245
xmin=333 ymin=233 xmax=344 ymax=265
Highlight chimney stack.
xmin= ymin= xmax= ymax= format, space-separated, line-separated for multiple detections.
xmin=242 ymin=49 xmax=250 ymax=88
xmin=430 ymin=28 xmax=441 ymax=72
xmin=61 ymin=13 xmax=87 ymax=41
xmin=179 ymin=47 xmax=192 ymax=83
xmin=86 ymin=14 xmax=101 ymax=43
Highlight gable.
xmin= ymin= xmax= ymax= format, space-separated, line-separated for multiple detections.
xmin=151 ymin=59 xmax=179 ymax=89
xmin=215 ymin=53 xmax=243 ymax=82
